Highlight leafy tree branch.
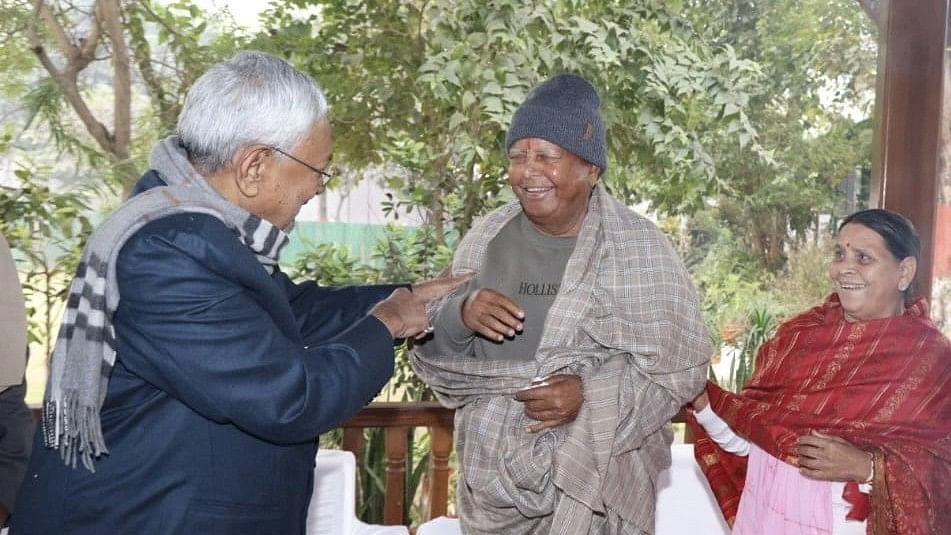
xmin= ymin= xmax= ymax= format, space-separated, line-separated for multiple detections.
xmin=27 ymin=0 xmax=130 ymax=160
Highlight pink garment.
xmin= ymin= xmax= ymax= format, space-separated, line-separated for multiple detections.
xmin=733 ymin=444 xmax=833 ymax=535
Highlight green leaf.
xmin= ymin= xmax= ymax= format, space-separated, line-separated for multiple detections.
xmin=448 ymin=111 xmax=467 ymax=131
xmin=482 ymin=96 xmax=504 ymax=114
xmin=467 ymin=32 xmax=487 ymax=49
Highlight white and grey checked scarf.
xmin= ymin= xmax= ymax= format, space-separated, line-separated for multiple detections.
xmin=412 ymin=185 xmax=711 ymax=535
xmin=43 ymin=136 xmax=289 ymax=471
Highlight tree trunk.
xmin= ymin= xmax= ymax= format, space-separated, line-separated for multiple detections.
xmin=28 ymin=0 xmax=132 ymax=162
xmin=99 ymin=0 xmax=131 ymax=162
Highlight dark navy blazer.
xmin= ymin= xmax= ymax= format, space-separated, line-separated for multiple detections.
xmin=13 ymin=172 xmax=400 ymax=534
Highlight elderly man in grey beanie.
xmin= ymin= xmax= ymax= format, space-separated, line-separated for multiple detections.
xmin=413 ymin=74 xmax=710 ymax=534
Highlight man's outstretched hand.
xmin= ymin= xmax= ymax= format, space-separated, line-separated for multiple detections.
xmin=371 ymin=273 xmax=473 ymax=339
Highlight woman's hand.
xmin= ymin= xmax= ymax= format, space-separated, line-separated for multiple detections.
xmin=513 ymin=374 xmax=584 ymax=433
xmin=461 ymin=288 xmax=524 ymax=342
xmin=796 ymin=430 xmax=873 ymax=482
xmin=692 ymin=389 xmax=709 ymax=411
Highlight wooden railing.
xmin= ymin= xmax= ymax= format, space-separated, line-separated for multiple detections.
xmin=340 ymin=401 xmax=455 ymax=527
xmin=340 ymin=402 xmax=691 ymax=529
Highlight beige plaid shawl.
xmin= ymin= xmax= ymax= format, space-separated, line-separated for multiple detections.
xmin=412 ymin=185 xmax=710 ymax=534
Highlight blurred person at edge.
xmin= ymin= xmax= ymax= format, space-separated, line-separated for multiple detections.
xmin=689 ymin=208 xmax=951 ymax=534
xmin=0 ymin=232 xmax=33 ymax=529
xmin=412 ymin=74 xmax=711 ymax=534
xmin=12 ymin=51 xmax=467 ymax=535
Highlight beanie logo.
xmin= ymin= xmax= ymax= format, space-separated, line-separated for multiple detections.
xmin=583 ymin=122 xmax=594 ymax=140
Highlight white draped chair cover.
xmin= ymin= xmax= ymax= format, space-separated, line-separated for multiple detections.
xmin=307 ymin=449 xmax=409 ymax=535
xmin=415 ymin=444 xmax=729 ymax=535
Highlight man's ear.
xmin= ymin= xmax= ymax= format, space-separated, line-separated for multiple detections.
xmin=587 ymin=164 xmax=602 ymax=187
xmin=234 ymin=145 xmax=270 ymax=197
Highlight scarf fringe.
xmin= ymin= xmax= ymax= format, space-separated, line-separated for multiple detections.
xmin=44 ymin=391 xmax=109 ymax=472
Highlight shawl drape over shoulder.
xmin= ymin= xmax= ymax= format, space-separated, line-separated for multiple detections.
xmin=690 ymin=295 xmax=951 ymax=535
xmin=412 ymin=186 xmax=711 ymax=535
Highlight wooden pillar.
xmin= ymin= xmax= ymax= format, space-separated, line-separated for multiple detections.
xmin=871 ymin=0 xmax=949 ymax=302
xmin=342 ymin=427 xmax=365 ymax=458
xmin=428 ymin=425 xmax=454 ymax=519
xmin=384 ymin=427 xmax=408 ymax=525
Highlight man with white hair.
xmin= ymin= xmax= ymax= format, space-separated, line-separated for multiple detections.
xmin=12 ymin=51 xmax=464 ymax=535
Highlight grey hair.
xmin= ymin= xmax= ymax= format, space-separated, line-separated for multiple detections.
xmin=177 ymin=51 xmax=328 ymax=175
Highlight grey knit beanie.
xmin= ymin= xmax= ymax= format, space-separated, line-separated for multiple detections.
xmin=505 ymin=74 xmax=607 ymax=171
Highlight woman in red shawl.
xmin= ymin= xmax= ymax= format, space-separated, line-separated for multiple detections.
xmin=689 ymin=208 xmax=950 ymax=534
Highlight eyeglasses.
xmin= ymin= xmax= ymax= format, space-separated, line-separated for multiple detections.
xmin=269 ymin=146 xmax=334 ymax=186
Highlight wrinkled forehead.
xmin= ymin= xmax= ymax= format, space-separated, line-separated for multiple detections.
xmin=835 ymin=222 xmax=888 ymax=249
xmin=509 ymin=137 xmax=566 ymax=154
xmin=298 ymin=118 xmax=334 ymax=160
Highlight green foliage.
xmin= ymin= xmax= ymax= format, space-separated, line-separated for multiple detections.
xmin=20 ymin=81 xmax=105 ymax=169
xmin=769 ymin=237 xmax=835 ymax=314
xmin=722 ymin=307 xmax=777 ymax=391
xmin=0 ymin=164 xmax=104 ymax=359
xmin=359 ymin=428 xmax=388 ymax=520
xmin=681 ymin=0 xmax=876 ymax=272
xmin=284 ymin=224 xmax=456 ymax=403
xmin=283 ymin=226 xmax=453 ymax=524
xmin=347 ymin=428 xmax=436 ymax=523
xmin=250 ymin=0 xmax=876 ymax=277
xmin=255 ymin=0 xmax=771 ymax=242
xmin=125 ymin=0 xmax=250 ymax=137
xmin=372 ymin=225 xmax=456 ymax=283
xmin=285 ymin=241 xmax=370 ymax=285
xmin=0 ymin=4 xmax=34 ymax=83
xmin=687 ymin=214 xmax=775 ymax=337
xmin=702 ymin=231 xmax=838 ymax=393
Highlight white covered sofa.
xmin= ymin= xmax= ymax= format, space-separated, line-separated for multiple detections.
xmin=307 ymin=449 xmax=409 ymax=535
xmin=417 ymin=444 xmax=729 ymax=535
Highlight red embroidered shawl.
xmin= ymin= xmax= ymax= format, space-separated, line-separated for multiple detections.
xmin=689 ymin=294 xmax=951 ymax=534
